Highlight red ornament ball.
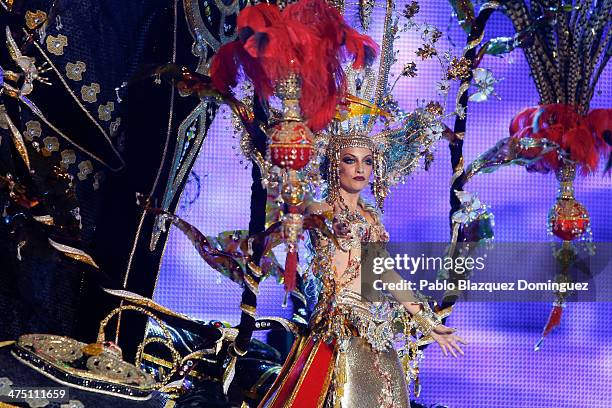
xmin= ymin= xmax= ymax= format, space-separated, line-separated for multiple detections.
xmin=269 ymin=121 xmax=314 ymax=170
xmin=548 ymin=198 xmax=590 ymax=241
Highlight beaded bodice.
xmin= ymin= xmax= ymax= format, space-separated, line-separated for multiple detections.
xmin=335 ymin=206 xmax=389 ymax=251
xmin=308 ymin=200 xmax=398 ymax=350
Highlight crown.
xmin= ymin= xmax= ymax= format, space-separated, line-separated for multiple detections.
xmin=326 ymin=131 xmax=377 ymax=153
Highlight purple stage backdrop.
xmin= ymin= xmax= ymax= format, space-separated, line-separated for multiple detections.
xmin=153 ymin=2 xmax=612 ymax=407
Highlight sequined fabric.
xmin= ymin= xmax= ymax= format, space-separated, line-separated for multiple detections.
xmin=312 ymin=288 xmax=398 ymax=352
xmin=326 ymin=336 xmax=410 ymax=408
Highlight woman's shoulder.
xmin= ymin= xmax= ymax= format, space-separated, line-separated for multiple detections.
xmin=359 ymin=198 xmax=383 ymax=223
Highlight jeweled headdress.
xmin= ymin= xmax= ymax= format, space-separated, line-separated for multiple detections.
xmin=313 ymin=1 xmax=450 ymax=211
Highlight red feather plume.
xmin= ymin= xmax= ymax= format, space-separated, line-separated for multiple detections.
xmin=510 ymin=104 xmax=612 ymax=174
xmin=587 ymin=109 xmax=612 ymax=157
xmin=210 ymin=0 xmax=379 ymax=132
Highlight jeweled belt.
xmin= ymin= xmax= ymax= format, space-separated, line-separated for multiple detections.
xmin=312 ymin=289 xmax=395 ymax=352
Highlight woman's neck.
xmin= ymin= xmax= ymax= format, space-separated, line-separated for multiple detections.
xmin=338 ymin=188 xmax=360 ymax=211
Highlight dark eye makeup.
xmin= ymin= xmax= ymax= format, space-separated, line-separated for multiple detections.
xmin=341 ymin=155 xmax=373 ymax=165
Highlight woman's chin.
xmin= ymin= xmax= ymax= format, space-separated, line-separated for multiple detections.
xmin=341 ymin=182 xmax=368 ymax=194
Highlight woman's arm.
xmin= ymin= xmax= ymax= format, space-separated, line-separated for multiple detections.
xmin=381 ymin=267 xmax=423 ymax=314
xmin=377 ymin=254 xmax=467 ymax=357
xmin=381 ymin=267 xmax=442 ymax=333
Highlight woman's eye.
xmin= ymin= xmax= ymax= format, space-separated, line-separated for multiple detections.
xmin=365 ymin=159 xmax=373 ymax=166
xmin=342 ymin=158 xmax=355 ymax=164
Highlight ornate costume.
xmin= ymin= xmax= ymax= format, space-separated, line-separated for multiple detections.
xmin=259 ymin=199 xmax=417 ymax=408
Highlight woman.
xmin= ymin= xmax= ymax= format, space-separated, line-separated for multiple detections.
xmin=259 ymin=133 xmax=467 ymax=408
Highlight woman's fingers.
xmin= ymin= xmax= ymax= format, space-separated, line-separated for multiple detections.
xmin=454 ymin=335 xmax=468 ymax=345
xmin=437 ymin=335 xmax=466 ymax=357
xmin=436 ymin=332 xmax=467 ymax=358
xmin=439 ymin=342 xmax=448 ymax=357
xmin=451 ymin=341 xmax=465 ymax=356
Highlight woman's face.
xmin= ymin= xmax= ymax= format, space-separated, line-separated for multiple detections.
xmin=338 ymin=147 xmax=373 ymax=194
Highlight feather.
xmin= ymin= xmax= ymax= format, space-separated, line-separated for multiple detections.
xmin=210 ymin=41 xmax=241 ymax=94
xmin=562 ymin=126 xmax=599 ymax=174
xmin=237 ymin=3 xmax=282 ymax=32
xmin=510 ymin=104 xmax=609 ymax=174
xmin=509 ymin=107 xmax=537 ymax=135
xmin=343 ymin=28 xmax=379 ymax=69
xmin=209 ymin=0 xmax=378 ymax=132
xmin=283 ymin=0 xmax=378 ymax=130
xmin=587 ymin=108 xmax=612 ymax=155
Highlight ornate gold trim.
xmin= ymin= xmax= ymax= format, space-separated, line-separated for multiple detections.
xmin=183 ymin=0 xmax=241 ymax=73
xmin=10 ymin=351 xmax=154 ymax=401
xmin=149 ymin=101 xmax=210 ymax=251
xmin=103 ymin=288 xmax=196 ymax=321
xmin=315 ymin=345 xmax=336 ymax=408
xmin=98 ymin=305 xmax=187 ymax=388
xmin=3 ymin=110 xmax=30 ymax=169
xmin=248 ymin=261 xmax=263 ymax=277
xmin=142 ymin=353 xmax=210 ymax=375
xmin=25 ymin=10 xmax=47 ymax=30
xmin=46 ymin=34 xmax=67 ymax=56
xmin=98 ymin=102 xmax=115 ymax=121
xmin=249 ymin=366 xmax=282 ymax=396
xmin=135 ymin=337 xmax=181 ymax=384
xmin=240 ymin=303 xmax=257 ymax=317
xmin=28 ymin=31 xmax=125 ymax=171
xmin=32 ymin=215 xmax=54 ymax=225
xmin=244 ymin=273 xmax=260 ymax=295
xmin=81 ymin=83 xmax=100 ymax=103
xmin=66 ymin=61 xmax=86 ymax=81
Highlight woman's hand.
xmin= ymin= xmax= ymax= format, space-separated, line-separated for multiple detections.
xmin=430 ymin=324 xmax=467 ymax=358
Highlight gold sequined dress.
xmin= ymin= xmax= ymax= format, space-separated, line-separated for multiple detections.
xmin=259 ymin=202 xmax=411 ymax=408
